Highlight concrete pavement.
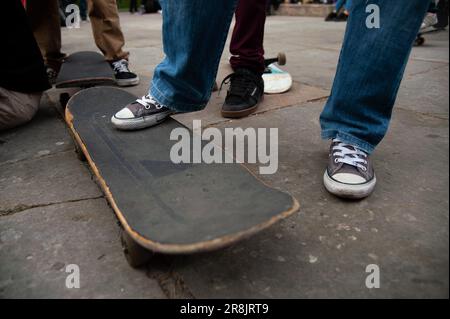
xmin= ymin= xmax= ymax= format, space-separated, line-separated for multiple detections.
xmin=0 ymin=14 xmax=448 ymax=298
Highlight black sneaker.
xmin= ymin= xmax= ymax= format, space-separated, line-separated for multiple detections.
xmin=325 ymin=11 xmax=337 ymax=21
xmin=111 ymin=95 xmax=172 ymax=130
xmin=221 ymin=68 xmax=264 ymax=118
xmin=110 ymin=59 xmax=140 ymax=87
xmin=334 ymin=12 xmax=349 ymax=22
xmin=323 ymin=139 xmax=376 ymax=199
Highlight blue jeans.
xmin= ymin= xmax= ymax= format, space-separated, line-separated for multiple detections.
xmin=150 ymin=0 xmax=429 ymax=153
xmin=335 ymin=0 xmax=352 ymax=12
xmin=320 ymin=0 xmax=429 ymax=153
xmin=150 ymin=0 xmax=238 ymax=112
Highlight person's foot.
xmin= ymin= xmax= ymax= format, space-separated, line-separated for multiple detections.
xmin=334 ymin=11 xmax=349 ymax=22
xmin=325 ymin=11 xmax=337 ymax=21
xmin=420 ymin=13 xmax=438 ymax=31
xmin=110 ymin=59 xmax=140 ymax=87
xmin=323 ymin=139 xmax=376 ymax=199
xmin=221 ymin=68 xmax=264 ymax=118
xmin=111 ymin=95 xmax=172 ymax=130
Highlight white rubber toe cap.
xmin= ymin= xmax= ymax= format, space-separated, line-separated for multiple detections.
xmin=323 ymin=171 xmax=376 ymax=199
xmin=114 ymin=108 xmax=134 ymax=120
xmin=331 ymin=173 xmax=366 ymax=184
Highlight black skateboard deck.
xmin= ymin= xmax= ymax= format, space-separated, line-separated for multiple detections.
xmin=65 ymin=87 xmax=299 ymax=267
xmin=55 ymin=51 xmax=115 ymax=89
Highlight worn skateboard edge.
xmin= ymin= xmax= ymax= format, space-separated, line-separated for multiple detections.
xmin=65 ymin=90 xmax=300 ymax=254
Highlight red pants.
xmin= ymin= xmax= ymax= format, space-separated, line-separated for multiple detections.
xmin=230 ymin=0 xmax=267 ymax=74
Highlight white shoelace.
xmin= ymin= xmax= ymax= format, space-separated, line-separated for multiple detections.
xmin=136 ymin=95 xmax=164 ymax=110
xmin=332 ymin=139 xmax=368 ymax=171
xmin=112 ymin=59 xmax=130 ymax=73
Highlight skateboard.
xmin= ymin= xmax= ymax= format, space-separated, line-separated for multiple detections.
xmin=415 ymin=27 xmax=446 ymax=46
xmin=263 ymin=52 xmax=293 ymax=94
xmin=56 ymin=51 xmax=115 ymax=107
xmin=65 ymin=87 xmax=300 ymax=267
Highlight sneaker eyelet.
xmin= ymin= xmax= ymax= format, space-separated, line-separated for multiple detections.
xmin=334 ymin=158 xmax=339 ymax=163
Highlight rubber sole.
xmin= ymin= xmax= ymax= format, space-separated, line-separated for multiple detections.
xmin=111 ymin=111 xmax=172 ymax=131
xmin=116 ymin=76 xmax=140 ymax=87
xmin=221 ymin=104 xmax=259 ymax=118
xmin=323 ymin=170 xmax=376 ymax=199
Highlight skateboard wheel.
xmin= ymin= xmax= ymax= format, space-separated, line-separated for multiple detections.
xmin=120 ymin=230 xmax=153 ymax=268
xmin=277 ymin=52 xmax=287 ymax=66
xmin=59 ymin=93 xmax=70 ymax=109
xmin=415 ymin=36 xmax=425 ymax=46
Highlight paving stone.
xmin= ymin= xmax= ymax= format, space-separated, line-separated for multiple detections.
xmin=0 ymin=199 xmax=165 ymax=298
xmin=0 ymin=95 xmax=72 ymax=166
xmin=171 ymin=102 xmax=448 ymax=298
xmin=0 ymin=152 xmax=102 ymax=214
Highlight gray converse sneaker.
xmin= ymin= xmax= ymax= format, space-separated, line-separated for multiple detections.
xmin=111 ymin=95 xmax=172 ymax=130
xmin=323 ymin=139 xmax=376 ymax=199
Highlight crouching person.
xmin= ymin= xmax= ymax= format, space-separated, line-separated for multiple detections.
xmin=0 ymin=0 xmax=50 ymax=131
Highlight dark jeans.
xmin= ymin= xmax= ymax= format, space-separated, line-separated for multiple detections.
xmin=230 ymin=0 xmax=267 ymax=74
xmin=130 ymin=0 xmax=138 ymax=13
xmin=79 ymin=0 xmax=87 ymax=19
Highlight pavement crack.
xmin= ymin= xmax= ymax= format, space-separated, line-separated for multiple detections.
xmin=405 ymin=63 xmax=450 ymax=79
xmin=0 ymin=149 xmax=75 ymax=168
xmin=0 ymin=196 xmax=104 ymax=217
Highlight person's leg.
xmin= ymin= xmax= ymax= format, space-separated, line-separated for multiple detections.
xmin=27 ymin=0 xmax=65 ymax=77
xmin=112 ymin=0 xmax=238 ymax=130
xmin=80 ymin=0 xmax=88 ymax=20
xmin=320 ymin=0 xmax=430 ymax=198
xmin=0 ymin=0 xmax=49 ymax=131
xmin=87 ymin=0 xmax=139 ymax=86
xmin=151 ymin=0 xmax=238 ymax=112
xmin=325 ymin=0 xmax=345 ymax=21
xmin=334 ymin=0 xmax=351 ymax=21
xmin=335 ymin=0 xmax=345 ymax=12
xmin=229 ymin=0 xmax=266 ymax=74
xmin=222 ymin=0 xmax=266 ymax=118
xmin=0 ymin=88 xmax=41 ymax=131
xmin=343 ymin=0 xmax=352 ymax=12
xmin=130 ymin=0 xmax=137 ymax=13
xmin=435 ymin=0 xmax=449 ymax=28
xmin=88 ymin=0 xmax=128 ymax=61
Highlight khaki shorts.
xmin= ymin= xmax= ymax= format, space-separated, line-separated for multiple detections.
xmin=0 ymin=87 xmax=41 ymax=131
